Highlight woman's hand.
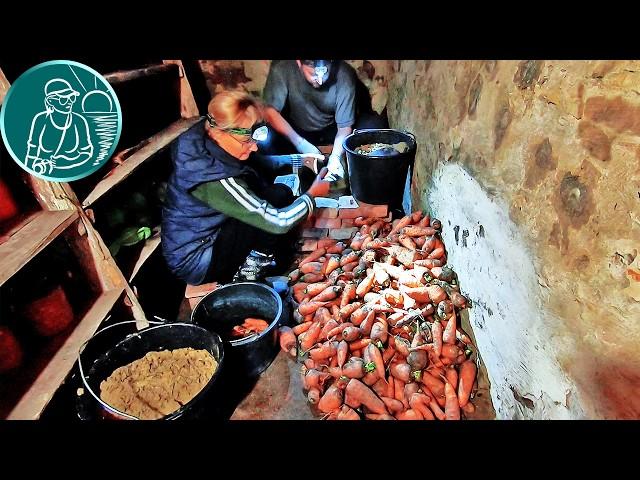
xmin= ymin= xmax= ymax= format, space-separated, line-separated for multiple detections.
xmin=306 ymin=167 xmax=332 ymax=198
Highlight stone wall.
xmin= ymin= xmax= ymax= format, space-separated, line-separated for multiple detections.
xmin=386 ymin=60 xmax=640 ymax=419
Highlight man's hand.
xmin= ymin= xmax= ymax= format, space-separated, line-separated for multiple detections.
xmin=306 ymin=167 xmax=332 ymax=198
xmin=294 ymin=137 xmax=322 ymax=156
xmin=326 ymin=153 xmax=345 ymax=179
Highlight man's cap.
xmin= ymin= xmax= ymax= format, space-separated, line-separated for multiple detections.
xmin=44 ymin=78 xmax=80 ymax=98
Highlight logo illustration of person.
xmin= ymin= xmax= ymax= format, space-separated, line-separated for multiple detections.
xmin=26 ymin=78 xmax=94 ymax=175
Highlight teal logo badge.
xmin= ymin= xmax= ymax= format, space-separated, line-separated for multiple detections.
xmin=0 ymin=60 xmax=122 ymax=182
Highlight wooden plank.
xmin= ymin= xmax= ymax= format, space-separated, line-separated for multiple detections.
xmin=0 ymin=210 xmax=79 ymax=287
xmin=0 ymin=67 xmax=10 ymax=105
xmin=7 ymin=287 xmax=124 ymax=420
xmin=103 ymin=64 xmax=179 ymax=84
xmin=162 ymin=60 xmax=200 ymax=118
xmin=82 ymin=116 xmax=202 ymax=207
xmin=129 ymin=228 xmax=162 ymax=281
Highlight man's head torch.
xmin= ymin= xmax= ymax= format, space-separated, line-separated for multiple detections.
xmin=302 ymin=60 xmax=332 ymax=83
xmin=206 ymin=113 xmax=268 ymax=142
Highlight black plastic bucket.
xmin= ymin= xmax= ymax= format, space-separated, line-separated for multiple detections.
xmin=343 ymin=129 xmax=417 ymax=206
xmin=191 ymin=282 xmax=283 ymax=378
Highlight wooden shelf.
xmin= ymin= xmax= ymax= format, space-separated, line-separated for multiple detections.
xmin=0 ymin=210 xmax=79 ymax=287
xmin=6 ymin=286 xmax=125 ymax=420
xmin=129 ymin=227 xmax=162 ymax=281
xmin=104 ymin=64 xmax=179 ymax=85
xmin=82 ymin=116 xmax=202 ymax=208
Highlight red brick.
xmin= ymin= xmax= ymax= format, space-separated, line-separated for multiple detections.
xmin=300 ymin=239 xmax=318 ymax=252
xmin=302 ymin=228 xmax=329 ymax=239
xmin=341 ymin=218 xmax=355 ymax=227
xmin=328 ymin=227 xmax=358 ymax=240
xmin=316 ymin=208 xmax=338 ymax=219
xmin=338 ymin=204 xmax=389 ymax=219
xmin=315 ymin=217 xmax=342 ymax=229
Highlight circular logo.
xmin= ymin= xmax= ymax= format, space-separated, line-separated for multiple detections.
xmin=0 ymin=60 xmax=122 ymax=182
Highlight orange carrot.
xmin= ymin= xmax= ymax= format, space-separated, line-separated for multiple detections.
xmin=428 ymin=395 xmax=446 ymax=420
xmin=292 ymin=321 xmax=313 ymax=336
xmin=278 ymin=326 xmax=297 ymax=356
xmin=370 ymin=321 xmax=389 ymax=344
xmin=327 ymin=322 xmax=351 ymax=339
xmin=317 ymin=238 xmax=337 ymax=249
xmin=394 ymin=378 xmax=405 ymax=404
xmin=336 ymin=405 xmax=360 ymax=420
xmin=359 ymin=310 xmax=376 ymax=337
xmin=380 ymin=396 xmax=404 ymax=414
xmin=299 ymin=321 xmax=322 ymax=352
xmin=319 ymin=319 xmax=339 ymax=342
xmin=344 ymin=379 xmax=388 ymax=415
xmin=402 ymin=286 xmax=431 ymax=303
xmin=444 ymin=381 xmax=460 ymax=420
xmin=349 ymin=305 xmax=369 ymax=325
xmin=300 ymin=261 xmax=324 ymax=274
xmin=340 ymin=251 xmax=360 ymax=267
xmin=310 ymin=341 xmax=338 ymax=362
xmin=307 ymin=388 xmax=321 ymax=404
xmin=428 ymin=247 xmax=445 ymax=260
xmin=339 ymin=302 xmax=362 ymax=321
xmin=340 ymin=282 xmax=357 ymax=307
xmin=421 ymin=371 xmax=445 ymax=398
xmin=342 ymin=357 xmax=365 ymax=379
xmin=337 ymin=340 xmax=349 ymax=368
xmin=461 ymin=401 xmax=476 ymax=415
xmin=342 ymin=326 xmax=361 ymax=342
xmin=326 ymin=242 xmax=346 ymax=254
xmin=341 ymin=261 xmax=359 ymax=272
xmin=355 ymin=272 xmax=375 ymax=297
xmin=365 ymin=413 xmax=396 ymax=420
xmin=299 ymin=247 xmax=327 ymax=267
xmin=311 ymin=285 xmax=342 ymax=303
xmin=390 ymin=362 xmax=411 ymax=383
xmin=303 ymin=369 xmax=331 ymax=391
xmin=300 ymin=272 xmax=325 ymax=284
xmin=304 ymin=280 xmax=333 ymax=298
xmin=432 ymin=321 xmax=443 ymax=357
xmin=318 ymin=385 xmax=344 ymax=414
xmin=410 ymin=210 xmax=423 ymax=223
xmin=389 ymin=215 xmax=412 ymax=236
xmin=382 ymin=345 xmax=396 ymax=365
xmin=298 ymin=301 xmax=329 ymax=316
xmin=443 ymin=310 xmax=457 ymax=345
xmin=354 ymin=216 xmax=377 ymax=227
xmin=458 ymin=360 xmax=477 ymax=408
xmin=386 ymin=375 xmax=395 ymax=398
xmin=288 ymin=268 xmax=301 ymax=283
xmin=367 ymin=344 xmax=387 ymax=385
xmin=441 ymin=344 xmax=463 ymax=359
xmin=418 ymin=213 xmax=431 ymax=227
xmin=398 ymin=234 xmax=417 ymax=250
xmin=410 ymin=392 xmax=435 ymax=420
xmin=323 ymin=255 xmax=341 ymax=276
xmin=349 ymin=338 xmax=372 ymax=352
xmin=445 ymin=366 xmax=459 ymax=390
xmin=396 ymin=409 xmax=424 ymax=420
xmin=402 ymin=225 xmax=436 ymax=237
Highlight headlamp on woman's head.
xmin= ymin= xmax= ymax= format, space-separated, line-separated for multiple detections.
xmin=206 ymin=114 xmax=269 ymax=143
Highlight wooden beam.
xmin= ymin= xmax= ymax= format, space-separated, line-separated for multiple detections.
xmin=0 ymin=67 xmax=10 ymax=105
xmin=7 ymin=287 xmax=125 ymax=420
xmin=163 ymin=60 xmax=200 ymax=118
xmin=82 ymin=116 xmax=202 ymax=207
xmin=129 ymin=228 xmax=162 ymax=281
xmin=0 ymin=210 xmax=79 ymax=287
xmin=103 ymin=64 xmax=179 ymax=85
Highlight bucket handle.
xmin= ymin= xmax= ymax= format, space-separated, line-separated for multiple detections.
xmin=352 ymin=128 xmax=416 ymax=144
xmin=77 ymin=319 xmax=164 ymax=420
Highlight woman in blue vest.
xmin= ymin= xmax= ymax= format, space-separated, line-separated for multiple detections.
xmin=162 ymin=90 xmax=331 ymax=286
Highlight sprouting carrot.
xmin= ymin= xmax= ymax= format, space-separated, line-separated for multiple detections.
xmin=299 ymin=321 xmax=322 ymax=352
xmin=278 ymin=326 xmax=297 ymax=356
xmin=444 ymin=381 xmax=461 ymax=420
xmin=344 ymin=379 xmax=388 ymax=415
xmin=458 ymin=360 xmax=477 ymax=408
xmin=299 ymin=247 xmax=327 ymax=267
xmin=292 ymin=321 xmax=313 ymax=336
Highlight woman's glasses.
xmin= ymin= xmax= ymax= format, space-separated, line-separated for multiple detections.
xmin=207 ymin=114 xmax=268 ymax=145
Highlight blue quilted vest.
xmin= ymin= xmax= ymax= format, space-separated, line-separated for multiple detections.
xmin=161 ymin=120 xmax=261 ymax=284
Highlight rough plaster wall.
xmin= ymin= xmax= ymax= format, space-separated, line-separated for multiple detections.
xmin=197 ymin=60 xmax=390 ymax=113
xmin=387 ymin=60 xmax=640 ymax=419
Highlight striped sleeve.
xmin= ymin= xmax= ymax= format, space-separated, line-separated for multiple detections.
xmin=191 ymin=177 xmax=314 ymax=235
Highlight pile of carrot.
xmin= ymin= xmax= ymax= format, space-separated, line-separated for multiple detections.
xmin=279 ymin=210 xmax=478 ymax=420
